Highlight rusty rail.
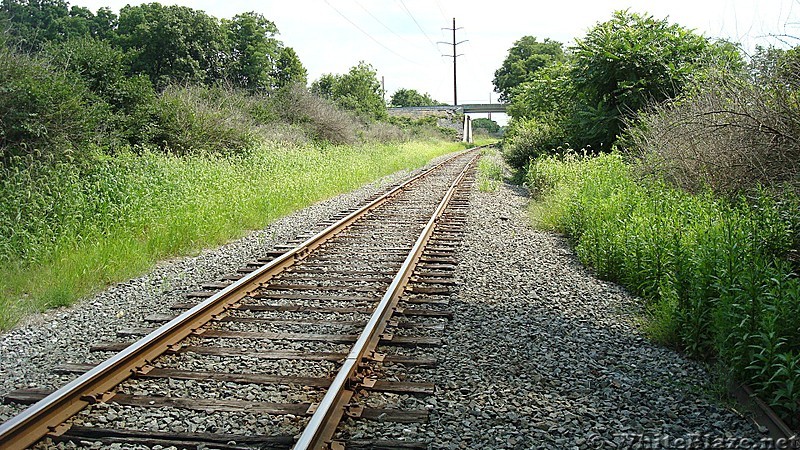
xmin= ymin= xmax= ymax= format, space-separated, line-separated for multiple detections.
xmin=293 ymin=152 xmax=479 ymax=450
xmin=0 ymin=147 xmax=479 ymax=450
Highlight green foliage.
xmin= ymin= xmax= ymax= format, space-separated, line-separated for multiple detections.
xmin=0 ymin=0 xmax=117 ymax=50
xmin=117 ymin=3 xmax=228 ymax=89
xmin=43 ymin=37 xmax=157 ymax=147
xmin=501 ymin=118 xmax=565 ymax=170
xmin=2 ymin=1 xmax=308 ymax=95
xmin=390 ymin=88 xmax=442 ymax=107
xmin=311 ymin=62 xmax=387 ymax=120
xmin=528 ymin=152 xmax=800 ymax=426
xmin=569 ymin=10 xmax=741 ymax=150
xmin=0 ymin=46 xmax=105 ymax=161
xmin=273 ymin=46 xmax=307 ymax=89
xmin=476 ymin=149 xmax=504 ymax=192
xmin=501 ymin=10 xmax=744 ymax=167
xmin=0 ymin=139 xmax=462 ymax=328
xmin=493 ymin=36 xmax=564 ymax=103
xmin=222 ymin=11 xmax=280 ymax=91
xmin=472 ymin=118 xmax=500 ymax=133
xmin=144 ymin=84 xmax=261 ymax=155
xmin=385 ymin=115 xmax=459 ymax=141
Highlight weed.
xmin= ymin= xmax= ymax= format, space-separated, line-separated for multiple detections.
xmin=476 ymin=148 xmax=505 ymax=192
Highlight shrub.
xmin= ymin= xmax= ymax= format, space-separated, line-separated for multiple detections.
xmin=311 ymin=62 xmax=387 ymax=120
xmin=626 ymin=68 xmax=800 ymax=196
xmin=501 ymin=118 xmax=565 ymax=170
xmin=0 ymin=47 xmax=106 ymax=162
xmin=145 ymin=84 xmax=260 ymax=154
xmin=43 ymin=37 xmax=157 ymax=149
xmin=274 ymin=83 xmax=357 ymax=145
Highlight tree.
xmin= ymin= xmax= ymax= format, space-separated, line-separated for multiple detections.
xmin=0 ymin=0 xmax=117 ymax=50
xmin=390 ymin=88 xmax=442 ymax=107
xmin=569 ymin=10 xmax=742 ymax=149
xmin=311 ymin=62 xmax=386 ymax=119
xmin=44 ymin=36 xmax=155 ymax=143
xmin=223 ymin=11 xmax=280 ymax=91
xmin=117 ymin=3 xmax=227 ymax=89
xmin=472 ymin=118 xmax=500 ymax=133
xmin=0 ymin=46 xmax=105 ymax=161
xmin=273 ymin=46 xmax=307 ymax=89
xmin=493 ymin=36 xmax=564 ymax=103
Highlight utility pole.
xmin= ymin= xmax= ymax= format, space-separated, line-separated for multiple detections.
xmin=439 ymin=18 xmax=466 ymax=106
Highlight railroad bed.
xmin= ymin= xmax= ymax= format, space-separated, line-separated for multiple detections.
xmin=1 ymin=147 xmax=480 ymax=449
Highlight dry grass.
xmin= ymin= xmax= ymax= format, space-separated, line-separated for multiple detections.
xmin=628 ymin=68 xmax=800 ymax=196
xmin=274 ymin=83 xmax=358 ymax=145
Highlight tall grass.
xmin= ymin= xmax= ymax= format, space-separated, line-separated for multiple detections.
xmin=528 ymin=152 xmax=800 ymax=425
xmin=0 ymin=140 xmax=462 ymax=329
xmin=476 ymin=147 xmax=504 ymax=192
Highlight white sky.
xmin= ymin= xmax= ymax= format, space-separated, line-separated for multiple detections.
xmin=70 ymin=0 xmax=800 ymax=124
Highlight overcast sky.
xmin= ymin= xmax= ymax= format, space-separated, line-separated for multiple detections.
xmin=70 ymin=0 xmax=800 ymax=124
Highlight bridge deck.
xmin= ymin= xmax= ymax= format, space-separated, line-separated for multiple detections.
xmin=388 ymin=104 xmax=507 ymax=114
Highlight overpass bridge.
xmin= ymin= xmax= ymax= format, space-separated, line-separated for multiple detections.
xmin=388 ymin=104 xmax=507 ymax=114
xmin=387 ymin=104 xmax=507 ymax=144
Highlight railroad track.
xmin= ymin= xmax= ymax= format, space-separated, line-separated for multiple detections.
xmin=1 ymin=147 xmax=480 ymax=449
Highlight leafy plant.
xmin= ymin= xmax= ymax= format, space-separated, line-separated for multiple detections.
xmin=311 ymin=62 xmax=387 ymax=120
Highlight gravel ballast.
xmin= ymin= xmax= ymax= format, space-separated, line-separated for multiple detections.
xmin=0 ymin=152 xmax=772 ymax=449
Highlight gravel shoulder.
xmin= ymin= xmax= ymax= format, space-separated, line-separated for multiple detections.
xmin=426 ymin=178 xmax=766 ymax=449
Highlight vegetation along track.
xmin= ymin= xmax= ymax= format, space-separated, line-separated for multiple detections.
xmin=0 ymin=147 xmax=481 ymax=449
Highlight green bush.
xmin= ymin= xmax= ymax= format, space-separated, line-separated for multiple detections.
xmin=0 ymin=47 xmax=106 ymax=162
xmin=528 ymin=152 xmax=800 ymax=425
xmin=311 ymin=62 xmax=387 ymax=120
xmin=500 ymin=11 xmax=743 ymax=163
xmin=145 ymin=84 xmax=260 ymax=154
xmin=502 ymin=118 xmax=564 ymax=170
xmin=44 ymin=37 xmax=157 ymax=148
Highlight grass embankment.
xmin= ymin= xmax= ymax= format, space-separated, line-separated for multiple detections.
xmin=527 ymin=152 xmax=800 ymax=425
xmin=0 ymin=140 xmax=463 ymax=329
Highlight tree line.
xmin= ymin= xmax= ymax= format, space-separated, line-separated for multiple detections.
xmin=0 ymin=0 xmax=458 ymax=164
xmin=1 ymin=0 xmax=307 ymax=91
xmin=494 ymin=10 xmax=744 ymax=168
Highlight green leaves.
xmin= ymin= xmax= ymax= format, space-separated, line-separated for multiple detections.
xmin=311 ymin=62 xmax=386 ymax=120
xmin=493 ymin=36 xmax=565 ymax=103
xmin=389 ymin=88 xmax=442 ymax=107
xmin=502 ymin=10 xmax=744 ymax=160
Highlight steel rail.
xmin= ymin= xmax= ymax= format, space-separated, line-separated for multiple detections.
xmin=293 ymin=152 xmax=479 ymax=450
xmin=0 ymin=147 xmax=479 ymax=450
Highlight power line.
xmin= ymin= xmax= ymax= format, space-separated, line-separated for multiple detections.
xmin=323 ymin=0 xmax=421 ymax=65
xmin=397 ymin=0 xmax=440 ymax=52
xmin=434 ymin=0 xmax=448 ymax=22
xmin=354 ymin=0 xmax=421 ymax=49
